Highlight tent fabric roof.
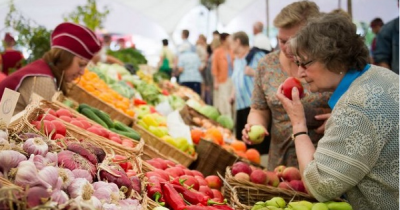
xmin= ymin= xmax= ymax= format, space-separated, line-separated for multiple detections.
xmin=0 ymin=0 xmax=398 ymax=40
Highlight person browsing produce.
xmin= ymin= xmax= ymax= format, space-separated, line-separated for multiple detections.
xmin=0 ymin=22 xmax=101 ymax=114
xmin=242 ymin=1 xmax=331 ymax=171
xmin=276 ymin=13 xmax=399 ymax=209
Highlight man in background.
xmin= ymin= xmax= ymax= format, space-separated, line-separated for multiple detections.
xmin=369 ymin=18 xmax=384 ymax=62
xmin=253 ymin=21 xmax=272 ymax=52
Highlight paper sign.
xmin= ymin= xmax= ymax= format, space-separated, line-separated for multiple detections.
xmin=0 ymin=88 xmax=20 ymax=125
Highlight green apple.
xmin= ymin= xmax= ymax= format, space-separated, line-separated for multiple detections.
xmin=248 ymin=125 xmax=266 ymax=144
xmin=326 ymin=202 xmax=353 ymax=210
xmin=287 ymin=203 xmax=310 ymax=210
xmin=265 ymin=197 xmax=286 ymax=208
xmin=311 ymin=203 xmax=329 ymax=210
xmin=298 ymin=201 xmax=313 ymax=209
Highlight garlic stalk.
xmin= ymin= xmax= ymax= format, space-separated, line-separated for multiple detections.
xmin=58 ymin=168 xmax=75 ymax=190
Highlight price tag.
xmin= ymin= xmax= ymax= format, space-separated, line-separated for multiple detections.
xmin=0 ymin=88 xmax=20 ymax=125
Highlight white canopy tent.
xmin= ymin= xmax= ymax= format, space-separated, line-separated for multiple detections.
xmin=0 ymin=0 xmax=398 ymax=65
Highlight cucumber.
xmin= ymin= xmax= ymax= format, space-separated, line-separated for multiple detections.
xmin=92 ymin=109 xmax=114 ymax=128
xmin=78 ymin=103 xmax=94 ymax=112
xmin=81 ymin=107 xmax=108 ymax=128
xmin=110 ymin=128 xmax=141 ymax=141
xmin=114 ymin=121 xmax=131 ymax=132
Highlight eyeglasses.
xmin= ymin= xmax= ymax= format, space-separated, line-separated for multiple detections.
xmin=295 ymin=60 xmax=314 ymax=69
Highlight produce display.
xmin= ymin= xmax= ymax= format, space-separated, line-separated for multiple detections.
xmin=31 ymin=106 xmax=139 ymax=149
xmin=251 ymin=197 xmax=352 ymax=210
xmin=145 ymin=158 xmax=233 ymax=210
xmin=0 ymin=60 xmax=354 ymax=210
xmin=75 ymin=69 xmax=135 ymax=117
xmin=0 ymin=129 xmax=142 ymax=209
xmin=231 ymin=162 xmax=306 ymax=193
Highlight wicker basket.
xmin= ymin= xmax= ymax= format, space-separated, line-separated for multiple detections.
xmin=179 ymin=104 xmax=221 ymax=127
xmin=66 ymin=84 xmax=133 ymax=126
xmin=24 ymin=100 xmax=143 ymax=155
xmin=224 ymin=167 xmax=317 ymax=207
xmin=132 ymin=123 xmax=197 ymax=167
xmin=191 ymin=139 xmax=238 ymax=177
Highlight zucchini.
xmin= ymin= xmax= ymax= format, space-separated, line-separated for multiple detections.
xmin=110 ymin=128 xmax=141 ymax=141
xmin=92 ymin=109 xmax=114 ymax=128
xmin=78 ymin=103 xmax=94 ymax=112
xmin=81 ymin=108 xmax=108 ymax=128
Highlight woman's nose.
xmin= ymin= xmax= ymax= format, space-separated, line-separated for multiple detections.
xmin=297 ymin=67 xmax=306 ymax=78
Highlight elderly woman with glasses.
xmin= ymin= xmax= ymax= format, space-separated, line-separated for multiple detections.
xmin=242 ymin=1 xmax=331 ymax=171
xmin=277 ymin=13 xmax=399 ymax=209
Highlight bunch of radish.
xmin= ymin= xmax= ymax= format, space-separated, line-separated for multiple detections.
xmin=30 ymin=108 xmax=135 ymax=149
xmin=0 ymin=132 xmax=142 ymax=210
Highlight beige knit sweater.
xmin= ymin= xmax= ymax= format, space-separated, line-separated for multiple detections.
xmin=303 ymin=65 xmax=399 ymax=210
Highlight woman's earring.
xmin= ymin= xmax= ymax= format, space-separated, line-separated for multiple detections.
xmin=339 ymin=72 xmax=343 ymax=75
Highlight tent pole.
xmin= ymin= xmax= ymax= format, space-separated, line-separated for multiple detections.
xmin=347 ymin=0 xmax=352 ymax=18
xmin=338 ymin=0 xmax=341 ymax=9
xmin=266 ymin=0 xmax=269 ymax=37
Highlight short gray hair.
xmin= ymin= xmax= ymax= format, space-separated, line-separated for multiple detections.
xmin=289 ymin=13 xmax=369 ymax=73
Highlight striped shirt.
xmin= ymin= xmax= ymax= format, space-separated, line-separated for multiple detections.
xmin=232 ymin=51 xmax=265 ymax=110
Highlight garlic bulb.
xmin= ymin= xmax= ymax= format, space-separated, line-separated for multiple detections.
xmin=38 ymin=166 xmax=60 ymax=190
xmin=51 ymin=189 xmax=69 ymax=205
xmin=58 ymin=168 xmax=75 ymax=190
xmin=23 ymin=137 xmax=48 ymax=156
xmin=14 ymin=158 xmax=51 ymax=190
xmin=68 ymin=178 xmax=94 ymax=199
xmin=0 ymin=150 xmax=27 ymax=178
xmin=74 ymin=195 xmax=102 ymax=209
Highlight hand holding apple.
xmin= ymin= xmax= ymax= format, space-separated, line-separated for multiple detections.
xmin=276 ymin=84 xmax=307 ymax=131
xmin=242 ymin=124 xmax=269 ymax=145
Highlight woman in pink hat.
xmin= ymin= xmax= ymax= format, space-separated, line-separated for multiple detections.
xmin=0 ymin=22 xmax=101 ymax=114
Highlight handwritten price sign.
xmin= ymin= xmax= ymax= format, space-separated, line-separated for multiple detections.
xmin=0 ymin=88 xmax=20 ymax=125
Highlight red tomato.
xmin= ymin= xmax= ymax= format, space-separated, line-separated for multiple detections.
xmin=50 ymin=120 xmax=67 ymax=136
xmin=282 ymin=77 xmax=304 ymax=100
xmin=110 ymin=136 xmax=122 ymax=144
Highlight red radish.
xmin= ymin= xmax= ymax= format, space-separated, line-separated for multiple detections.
xmin=146 ymin=159 xmax=163 ymax=169
xmin=165 ymin=167 xmax=184 ymax=178
xmin=164 ymin=159 xmax=177 ymax=167
xmin=98 ymin=128 xmax=109 ymax=138
xmin=281 ymin=77 xmax=304 ymax=100
xmin=183 ymin=169 xmax=194 ymax=176
xmin=87 ymin=126 xmax=102 ymax=136
xmin=37 ymin=114 xmax=57 ymax=122
xmin=58 ymin=150 xmax=96 ymax=177
xmin=50 ymin=120 xmax=66 ymax=136
xmin=75 ymin=116 xmax=87 ymax=121
xmin=121 ymin=139 xmax=134 ymax=148
xmin=67 ymin=143 xmax=98 ymax=165
xmin=36 ymin=120 xmax=56 ymax=138
xmin=110 ymin=136 xmax=122 ymax=144
xmin=195 ymin=176 xmax=208 ymax=186
xmin=59 ymin=116 xmax=72 ymax=123
xmin=44 ymin=108 xmax=57 ymax=116
xmin=78 ymin=119 xmax=91 ymax=129
xmin=56 ymin=109 xmax=72 ymax=118
xmin=70 ymin=120 xmax=84 ymax=129
xmin=53 ymin=134 xmax=65 ymax=140
xmin=108 ymin=132 xmax=119 ymax=139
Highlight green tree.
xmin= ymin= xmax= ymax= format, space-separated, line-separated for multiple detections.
xmin=4 ymin=0 xmax=51 ymax=63
xmin=63 ymin=0 xmax=110 ymax=31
